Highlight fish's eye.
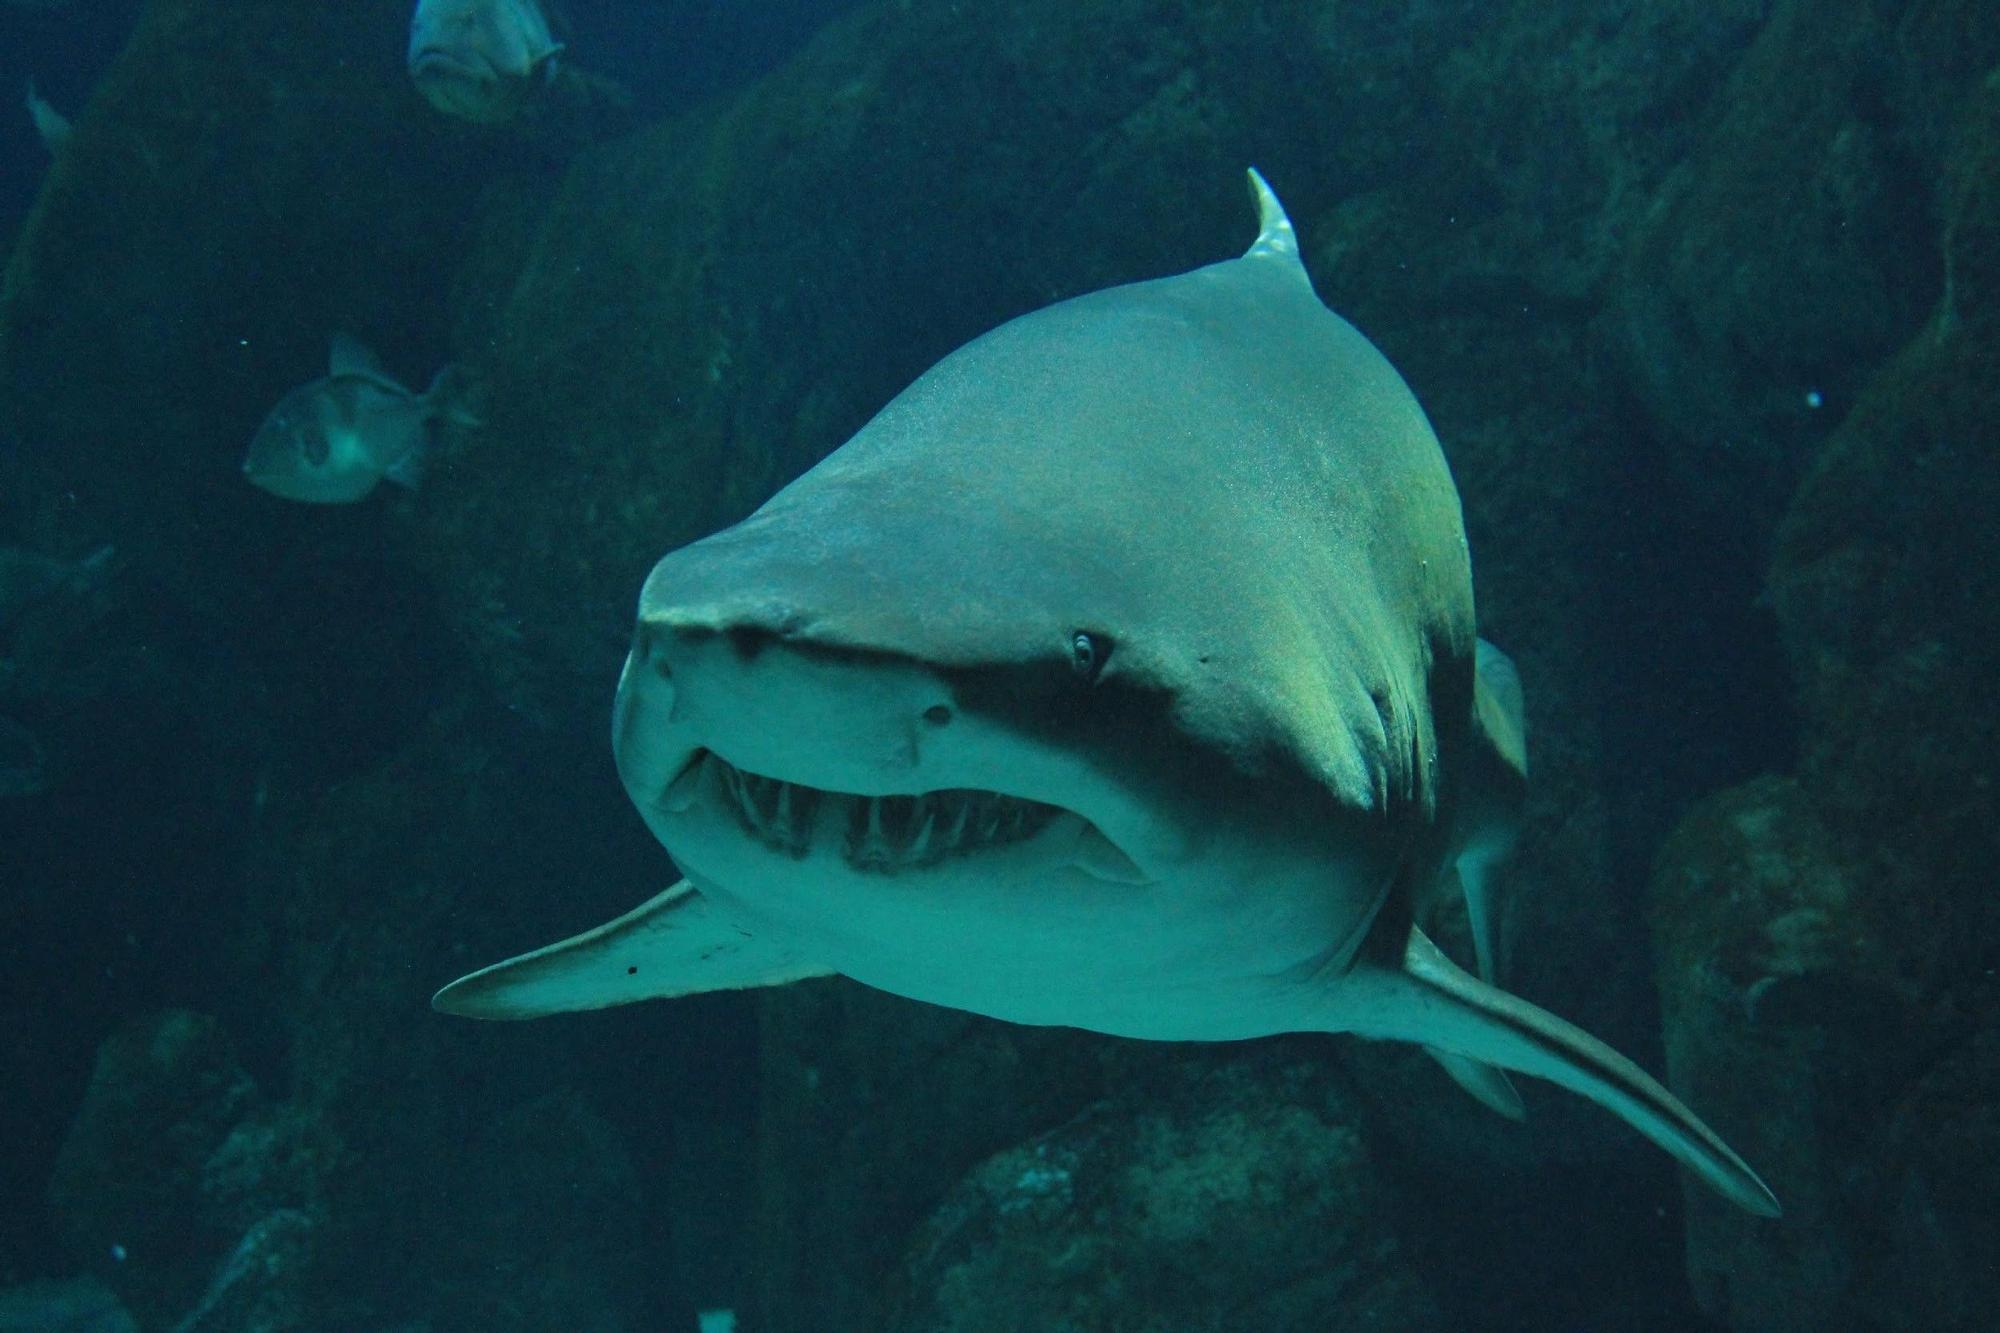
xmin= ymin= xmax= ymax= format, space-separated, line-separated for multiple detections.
xmin=1069 ymin=631 xmax=1110 ymax=684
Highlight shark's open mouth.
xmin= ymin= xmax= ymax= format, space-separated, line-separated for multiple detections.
xmin=671 ymin=749 xmax=1065 ymax=874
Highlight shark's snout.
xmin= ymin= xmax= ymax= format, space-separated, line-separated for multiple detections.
xmin=612 ymin=597 xmax=1152 ymax=890
xmin=625 ymin=611 xmax=953 ymax=788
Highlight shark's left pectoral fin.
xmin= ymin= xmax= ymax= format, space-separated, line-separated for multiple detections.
xmin=433 ymin=879 xmax=832 ymax=1020
xmin=1364 ymin=926 xmax=1781 ymax=1217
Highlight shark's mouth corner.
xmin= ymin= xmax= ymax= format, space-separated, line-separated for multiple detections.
xmin=658 ymin=748 xmax=1143 ymax=881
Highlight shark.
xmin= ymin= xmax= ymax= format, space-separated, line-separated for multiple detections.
xmin=435 ymin=171 xmax=1780 ymax=1217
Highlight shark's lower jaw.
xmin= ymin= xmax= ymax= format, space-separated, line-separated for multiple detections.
xmin=664 ymin=749 xmax=1069 ymax=875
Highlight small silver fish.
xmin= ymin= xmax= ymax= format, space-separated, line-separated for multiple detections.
xmin=242 ymin=335 xmax=469 ymax=504
xmin=24 ymin=79 xmax=71 ymax=154
xmin=407 ymin=0 xmax=564 ymax=125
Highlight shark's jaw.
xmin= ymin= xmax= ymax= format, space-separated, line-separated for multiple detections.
xmin=661 ymin=748 xmax=1082 ymax=875
xmin=612 ymin=630 xmax=1159 ymax=903
xmin=606 ymin=621 xmax=1367 ymax=1036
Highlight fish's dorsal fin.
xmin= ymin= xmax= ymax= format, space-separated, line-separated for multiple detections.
xmin=1243 ymin=167 xmax=1303 ymax=271
xmin=328 ymin=333 xmax=391 ymax=383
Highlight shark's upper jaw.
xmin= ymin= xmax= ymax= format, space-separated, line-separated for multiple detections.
xmin=613 ymin=624 xmax=1161 ymax=891
xmin=650 ymin=747 xmax=1140 ymax=882
xmin=670 ymin=749 xmax=1060 ymax=867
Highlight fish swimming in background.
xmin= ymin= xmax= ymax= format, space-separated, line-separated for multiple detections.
xmin=407 ymin=0 xmax=564 ymax=124
xmin=436 ymin=171 xmax=1780 ymax=1217
xmin=242 ymin=335 xmax=470 ymax=504
xmin=24 ymin=79 xmax=71 ymax=154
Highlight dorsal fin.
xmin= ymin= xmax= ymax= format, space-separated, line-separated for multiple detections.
xmin=328 ymin=332 xmax=388 ymax=382
xmin=1243 ymin=168 xmax=1303 ymax=270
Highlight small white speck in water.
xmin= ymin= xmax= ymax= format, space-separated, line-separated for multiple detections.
xmin=1804 ymin=389 xmax=1824 ymax=409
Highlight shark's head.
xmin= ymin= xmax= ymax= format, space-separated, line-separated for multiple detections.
xmin=599 ymin=217 xmax=1448 ymax=1036
xmin=612 ymin=430 xmax=1400 ymax=1036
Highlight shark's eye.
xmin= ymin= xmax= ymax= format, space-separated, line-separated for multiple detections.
xmin=1070 ymin=631 xmax=1110 ymax=683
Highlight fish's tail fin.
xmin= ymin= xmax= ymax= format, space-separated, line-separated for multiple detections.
xmin=422 ymin=364 xmax=486 ymax=433
xmin=1354 ymin=926 xmax=1781 ymax=1217
xmin=384 ymin=366 xmax=482 ymax=492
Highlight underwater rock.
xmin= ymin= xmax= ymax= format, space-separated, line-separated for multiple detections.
xmin=227 ymin=715 xmax=695 ymax=1330
xmin=436 ymin=1091 xmax=649 ymax=1332
xmin=1650 ymin=777 xmax=1924 ymax=1331
xmin=169 ymin=1208 xmax=317 ymax=1333
xmin=0 ymin=517 xmax=282 ymax=1285
xmin=1766 ymin=62 xmax=2000 ymax=1002
xmin=885 ymin=1052 xmax=1444 ymax=1333
xmin=753 ymin=981 xmax=1109 ymax=1331
xmin=1879 ymin=1032 xmax=2000 ymax=1332
xmin=0 ymin=540 xmax=116 ymax=797
xmin=47 ymin=1011 xmax=323 ymax=1330
xmin=1651 ymin=60 xmax=2000 ymax=1333
xmin=0 ymin=1276 xmax=135 ymax=1333
xmin=1604 ymin=0 xmax=1996 ymax=566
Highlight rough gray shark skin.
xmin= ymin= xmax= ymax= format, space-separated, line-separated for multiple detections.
xmin=436 ymin=172 xmax=1780 ymax=1217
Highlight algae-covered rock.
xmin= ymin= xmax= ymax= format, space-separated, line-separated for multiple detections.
xmin=1650 ymin=56 xmax=2000 ymax=1333
xmin=1604 ymin=0 xmax=1986 ymax=561
xmin=0 ymin=1275 xmax=136 ymax=1333
xmin=1880 ymin=1032 xmax=2000 ymax=1332
xmin=1650 ymin=777 xmax=1924 ymax=1331
xmin=1767 ymin=62 xmax=2000 ymax=1006
xmin=753 ymin=980 xmax=1109 ymax=1331
xmin=47 ymin=1011 xmax=324 ymax=1328
xmin=885 ymin=1052 xmax=1444 ymax=1333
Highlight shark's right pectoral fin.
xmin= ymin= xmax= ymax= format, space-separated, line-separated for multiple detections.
xmin=433 ymin=879 xmax=832 ymax=1020
xmin=1362 ymin=926 xmax=1781 ymax=1217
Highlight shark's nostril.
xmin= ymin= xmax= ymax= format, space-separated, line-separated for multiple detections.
xmin=631 ymin=624 xmax=674 ymax=682
xmin=922 ymin=704 xmax=952 ymax=726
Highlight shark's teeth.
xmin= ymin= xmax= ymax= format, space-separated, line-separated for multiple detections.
xmin=702 ymin=753 xmax=1065 ymax=873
